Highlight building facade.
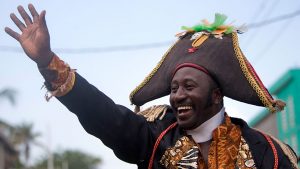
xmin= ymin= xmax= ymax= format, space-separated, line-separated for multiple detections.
xmin=249 ymin=69 xmax=300 ymax=160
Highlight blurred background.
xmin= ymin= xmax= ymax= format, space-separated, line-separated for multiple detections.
xmin=1 ymin=0 xmax=300 ymax=168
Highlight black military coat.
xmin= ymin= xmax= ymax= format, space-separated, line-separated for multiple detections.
xmin=58 ymin=73 xmax=295 ymax=169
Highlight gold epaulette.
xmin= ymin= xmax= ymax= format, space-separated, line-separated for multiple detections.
xmin=136 ymin=105 xmax=170 ymax=122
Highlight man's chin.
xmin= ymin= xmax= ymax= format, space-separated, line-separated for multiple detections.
xmin=177 ymin=121 xmax=196 ymax=130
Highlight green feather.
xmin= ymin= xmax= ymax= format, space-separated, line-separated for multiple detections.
xmin=181 ymin=13 xmax=232 ymax=33
xmin=224 ymin=26 xmax=234 ymax=34
xmin=193 ymin=25 xmax=210 ymax=32
xmin=211 ymin=13 xmax=227 ymax=28
xmin=181 ymin=26 xmax=193 ymax=31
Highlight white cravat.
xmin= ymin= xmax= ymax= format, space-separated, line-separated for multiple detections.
xmin=186 ymin=107 xmax=225 ymax=143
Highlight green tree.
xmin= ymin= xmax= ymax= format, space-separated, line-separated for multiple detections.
xmin=0 ymin=88 xmax=17 ymax=106
xmin=33 ymin=149 xmax=101 ymax=169
xmin=0 ymin=120 xmax=25 ymax=169
xmin=11 ymin=123 xmax=41 ymax=168
xmin=0 ymin=88 xmax=24 ymax=168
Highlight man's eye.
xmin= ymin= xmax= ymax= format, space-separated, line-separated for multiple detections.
xmin=186 ymin=85 xmax=194 ymax=90
xmin=171 ymin=86 xmax=178 ymax=93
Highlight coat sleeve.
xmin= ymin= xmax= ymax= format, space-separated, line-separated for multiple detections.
xmin=56 ymin=73 xmax=159 ymax=163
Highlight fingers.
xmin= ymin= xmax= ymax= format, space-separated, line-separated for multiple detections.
xmin=39 ymin=10 xmax=47 ymax=28
xmin=4 ymin=27 xmax=20 ymax=41
xmin=28 ymin=4 xmax=39 ymax=23
xmin=17 ymin=5 xmax=32 ymax=26
xmin=28 ymin=4 xmax=47 ymax=28
xmin=10 ymin=13 xmax=26 ymax=31
xmin=7 ymin=4 xmax=45 ymax=40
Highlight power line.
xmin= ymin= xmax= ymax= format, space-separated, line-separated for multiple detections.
xmin=252 ymin=18 xmax=294 ymax=65
xmin=0 ymin=41 xmax=173 ymax=54
xmin=241 ymin=0 xmax=270 ymax=44
xmin=247 ymin=9 xmax=300 ymax=28
xmin=252 ymin=5 xmax=300 ymax=65
xmin=243 ymin=0 xmax=280 ymax=47
xmin=1 ymin=9 xmax=300 ymax=54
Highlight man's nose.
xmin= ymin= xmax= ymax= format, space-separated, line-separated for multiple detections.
xmin=174 ymin=87 xmax=187 ymax=103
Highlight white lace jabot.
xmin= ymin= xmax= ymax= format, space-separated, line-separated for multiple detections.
xmin=186 ymin=107 xmax=225 ymax=143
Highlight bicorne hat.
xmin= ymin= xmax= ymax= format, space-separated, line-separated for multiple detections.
xmin=130 ymin=14 xmax=285 ymax=113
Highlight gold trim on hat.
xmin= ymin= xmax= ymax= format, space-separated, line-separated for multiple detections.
xmin=232 ymin=33 xmax=275 ymax=112
xmin=129 ymin=39 xmax=180 ymax=105
xmin=192 ymin=33 xmax=209 ymax=48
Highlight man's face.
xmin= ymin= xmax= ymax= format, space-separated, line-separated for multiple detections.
xmin=169 ymin=67 xmax=219 ymax=130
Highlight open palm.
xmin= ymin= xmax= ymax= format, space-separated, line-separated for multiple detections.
xmin=5 ymin=4 xmax=53 ymax=67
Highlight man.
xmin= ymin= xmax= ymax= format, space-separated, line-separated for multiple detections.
xmin=5 ymin=4 xmax=298 ymax=169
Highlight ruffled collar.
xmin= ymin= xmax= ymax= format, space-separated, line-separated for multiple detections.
xmin=186 ymin=107 xmax=225 ymax=143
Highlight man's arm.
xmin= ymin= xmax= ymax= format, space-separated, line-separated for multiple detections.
xmin=58 ymin=73 xmax=159 ymax=163
xmin=5 ymin=4 xmax=159 ymax=164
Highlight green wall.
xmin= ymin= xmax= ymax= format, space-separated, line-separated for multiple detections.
xmin=249 ymin=69 xmax=300 ymax=155
xmin=272 ymin=69 xmax=300 ymax=155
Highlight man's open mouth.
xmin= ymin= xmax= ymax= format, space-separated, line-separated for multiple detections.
xmin=177 ymin=106 xmax=193 ymax=111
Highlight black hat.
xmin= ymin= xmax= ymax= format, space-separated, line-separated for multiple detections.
xmin=130 ymin=14 xmax=285 ymax=113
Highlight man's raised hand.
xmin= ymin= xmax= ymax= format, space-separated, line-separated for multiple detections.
xmin=5 ymin=4 xmax=54 ymax=67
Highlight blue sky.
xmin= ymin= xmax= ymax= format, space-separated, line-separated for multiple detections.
xmin=1 ymin=0 xmax=300 ymax=168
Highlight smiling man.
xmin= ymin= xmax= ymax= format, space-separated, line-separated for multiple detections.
xmin=169 ymin=65 xmax=224 ymax=165
xmin=170 ymin=65 xmax=222 ymax=130
xmin=5 ymin=4 xmax=298 ymax=169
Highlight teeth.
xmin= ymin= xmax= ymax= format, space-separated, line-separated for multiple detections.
xmin=177 ymin=106 xmax=192 ymax=111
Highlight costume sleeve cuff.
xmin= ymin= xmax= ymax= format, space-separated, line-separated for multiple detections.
xmin=39 ymin=55 xmax=76 ymax=101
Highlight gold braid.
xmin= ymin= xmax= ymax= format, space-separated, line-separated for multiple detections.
xmin=232 ymin=33 xmax=275 ymax=112
xmin=129 ymin=40 xmax=180 ymax=105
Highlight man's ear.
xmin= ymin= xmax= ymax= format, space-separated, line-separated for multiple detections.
xmin=212 ymin=88 xmax=223 ymax=104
